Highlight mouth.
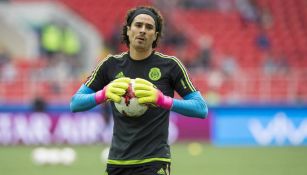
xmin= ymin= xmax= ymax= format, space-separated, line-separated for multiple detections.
xmin=136 ymin=37 xmax=145 ymax=41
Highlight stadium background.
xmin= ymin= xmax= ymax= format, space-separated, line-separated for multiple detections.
xmin=0 ymin=0 xmax=306 ymax=175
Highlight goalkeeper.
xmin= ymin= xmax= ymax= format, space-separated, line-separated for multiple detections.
xmin=70 ymin=6 xmax=208 ymax=175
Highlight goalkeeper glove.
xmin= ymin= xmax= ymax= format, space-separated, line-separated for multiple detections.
xmin=95 ymin=77 xmax=131 ymax=103
xmin=134 ymin=78 xmax=173 ymax=110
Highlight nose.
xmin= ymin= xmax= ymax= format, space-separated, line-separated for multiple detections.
xmin=140 ymin=26 xmax=146 ymax=34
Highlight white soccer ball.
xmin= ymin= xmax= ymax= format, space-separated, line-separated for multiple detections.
xmin=100 ymin=147 xmax=110 ymax=163
xmin=32 ymin=147 xmax=48 ymax=165
xmin=114 ymin=79 xmax=148 ymax=117
xmin=46 ymin=148 xmax=61 ymax=165
xmin=60 ymin=147 xmax=76 ymax=165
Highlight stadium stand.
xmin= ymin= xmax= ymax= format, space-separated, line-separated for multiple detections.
xmin=1 ymin=0 xmax=306 ymax=104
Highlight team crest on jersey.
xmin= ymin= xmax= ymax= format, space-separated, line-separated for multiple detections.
xmin=148 ymin=67 xmax=161 ymax=81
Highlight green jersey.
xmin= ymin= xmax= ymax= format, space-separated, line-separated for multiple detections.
xmin=85 ymin=51 xmax=196 ymax=166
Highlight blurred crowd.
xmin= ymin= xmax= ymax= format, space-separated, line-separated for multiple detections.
xmin=0 ymin=0 xmax=306 ymax=105
xmin=0 ymin=16 xmax=83 ymax=99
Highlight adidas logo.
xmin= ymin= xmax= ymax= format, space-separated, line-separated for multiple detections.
xmin=115 ymin=72 xmax=125 ymax=79
xmin=157 ymin=168 xmax=165 ymax=175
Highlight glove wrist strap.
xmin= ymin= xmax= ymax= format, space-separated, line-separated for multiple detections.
xmin=156 ymin=91 xmax=173 ymax=110
xmin=95 ymin=87 xmax=107 ymax=104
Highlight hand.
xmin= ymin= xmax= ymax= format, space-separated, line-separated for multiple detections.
xmin=134 ymin=78 xmax=173 ymax=109
xmin=95 ymin=77 xmax=131 ymax=103
xmin=134 ymin=78 xmax=158 ymax=104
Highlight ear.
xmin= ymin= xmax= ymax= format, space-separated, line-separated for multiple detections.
xmin=153 ymin=32 xmax=158 ymax=41
xmin=127 ymin=26 xmax=131 ymax=36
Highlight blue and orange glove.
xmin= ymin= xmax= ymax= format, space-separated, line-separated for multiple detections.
xmin=95 ymin=77 xmax=131 ymax=103
xmin=134 ymin=78 xmax=173 ymax=110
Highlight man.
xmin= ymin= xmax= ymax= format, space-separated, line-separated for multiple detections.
xmin=70 ymin=6 xmax=208 ymax=175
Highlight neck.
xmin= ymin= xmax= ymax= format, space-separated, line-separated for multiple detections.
xmin=129 ymin=47 xmax=153 ymax=60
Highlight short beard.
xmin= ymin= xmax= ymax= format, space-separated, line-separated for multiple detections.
xmin=132 ymin=43 xmax=149 ymax=52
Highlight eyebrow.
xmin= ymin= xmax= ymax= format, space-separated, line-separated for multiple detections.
xmin=134 ymin=21 xmax=155 ymax=27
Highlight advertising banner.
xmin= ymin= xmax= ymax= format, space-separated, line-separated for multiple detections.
xmin=0 ymin=109 xmax=211 ymax=145
xmin=212 ymin=106 xmax=307 ymax=146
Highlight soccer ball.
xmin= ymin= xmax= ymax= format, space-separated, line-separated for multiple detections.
xmin=60 ymin=147 xmax=76 ymax=165
xmin=114 ymin=79 xmax=148 ymax=117
xmin=32 ymin=147 xmax=48 ymax=165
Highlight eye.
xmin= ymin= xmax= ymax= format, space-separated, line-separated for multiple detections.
xmin=146 ymin=24 xmax=154 ymax=30
xmin=135 ymin=23 xmax=142 ymax=28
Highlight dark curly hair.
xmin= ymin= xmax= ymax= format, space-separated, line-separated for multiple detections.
xmin=121 ymin=6 xmax=163 ymax=48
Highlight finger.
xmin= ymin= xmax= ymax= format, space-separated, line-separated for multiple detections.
xmin=114 ymin=77 xmax=131 ymax=83
xmin=135 ymin=78 xmax=152 ymax=86
xmin=107 ymin=93 xmax=121 ymax=103
xmin=110 ymin=87 xmax=127 ymax=95
xmin=112 ymin=82 xmax=130 ymax=89
xmin=134 ymin=83 xmax=152 ymax=91
xmin=134 ymin=90 xmax=152 ymax=97
xmin=137 ymin=96 xmax=154 ymax=104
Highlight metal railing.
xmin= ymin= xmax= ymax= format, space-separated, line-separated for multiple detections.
xmin=0 ymin=68 xmax=306 ymax=105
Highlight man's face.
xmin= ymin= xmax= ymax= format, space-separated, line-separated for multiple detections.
xmin=127 ymin=14 xmax=158 ymax=51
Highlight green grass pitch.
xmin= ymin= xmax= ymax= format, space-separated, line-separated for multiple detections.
xmin=0 ymin=143 xmax=307 ymax=175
